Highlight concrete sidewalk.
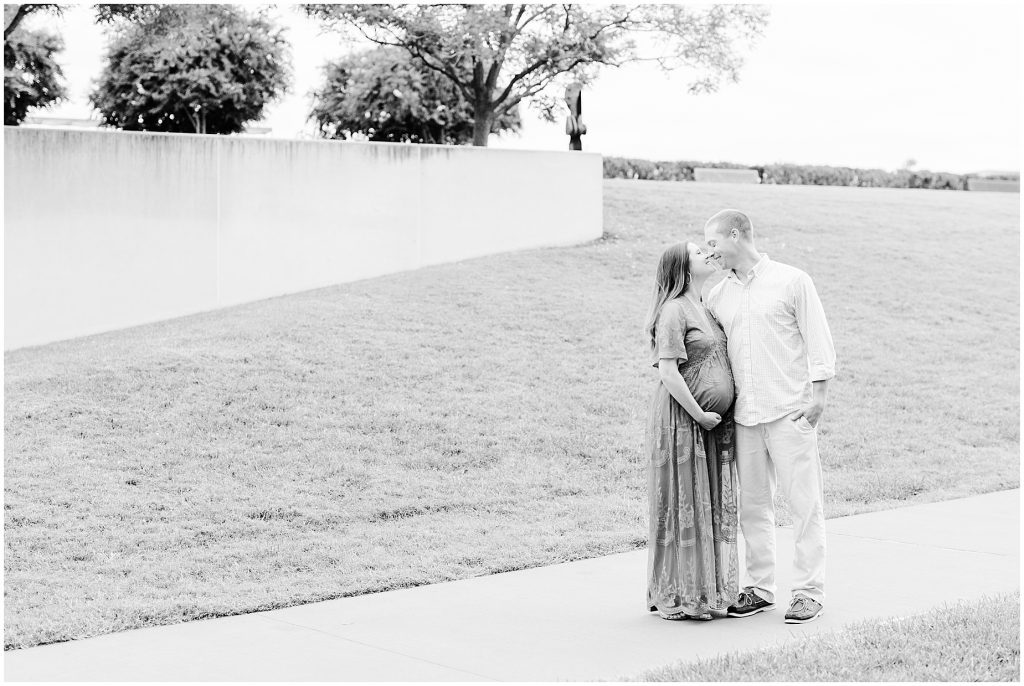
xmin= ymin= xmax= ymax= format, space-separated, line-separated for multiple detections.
xmin=5 ymin=490 xmax=1019 ymax=681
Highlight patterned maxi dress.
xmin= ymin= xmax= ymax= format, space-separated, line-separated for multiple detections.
xmin=646 ymin=296 xmax=740 ymax=616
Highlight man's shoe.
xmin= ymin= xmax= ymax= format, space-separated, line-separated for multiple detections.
xmin=726 ymin=589 xmax=776 ymax=617
xmin=784 ymin=594 xmax=823 ymax=624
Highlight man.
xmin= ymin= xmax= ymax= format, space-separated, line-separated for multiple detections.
xmin=703 ymin=209 xmax=835 ymax=624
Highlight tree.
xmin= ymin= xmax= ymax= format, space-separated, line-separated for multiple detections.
xmin=90 ymin=4 xmax=290 ymax=135
xmin=311 ymin=46 xmax=520 ymax=144
xmin=92 ymin=4 xmax=160 ymax=25
xmin=4 ymin=4 xmax=64 ymax=39
xmin=4 ymin=24 xmax=66 ymax=125
xmin=303 ymin=4 xmax=768 ymax=147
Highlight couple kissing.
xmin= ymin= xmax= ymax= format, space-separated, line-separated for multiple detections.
xmin=645 ymin=209 xmax=836 ymax=625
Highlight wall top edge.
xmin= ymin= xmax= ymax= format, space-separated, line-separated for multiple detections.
xmin=2 ymin=126 xmax=603 ymax=159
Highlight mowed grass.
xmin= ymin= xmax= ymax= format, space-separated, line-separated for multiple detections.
xmin=629 ymin=592 xmax=1020 ymax=681
xmin=4 ymin=181 xmax=1019 ymax=649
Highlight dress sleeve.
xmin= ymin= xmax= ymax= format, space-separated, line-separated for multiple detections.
xmin=655 ymin=301 xmax=688 ymax=362
xmin=705 ymin=281 xmax=724 ymax=326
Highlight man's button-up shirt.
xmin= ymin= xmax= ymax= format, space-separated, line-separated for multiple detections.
xmin=706 ymin=255 xmax=836 ymax=427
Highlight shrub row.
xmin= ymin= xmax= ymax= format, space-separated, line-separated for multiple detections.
xmin=756 ymin=164 xmax=965 ymax=190
xmin=602 ymin=157 xmax=749 ymax=182
xmin=603 ymin=157 xmax=1014 ymax=191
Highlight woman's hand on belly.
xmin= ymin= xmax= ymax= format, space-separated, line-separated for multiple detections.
xmin=697 ymin=411 xmax=722 ymax=430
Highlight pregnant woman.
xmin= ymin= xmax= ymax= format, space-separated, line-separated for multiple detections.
xmin=644 ymin=241 xmax=740 ymax=621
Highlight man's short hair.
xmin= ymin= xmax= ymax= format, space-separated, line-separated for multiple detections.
xmin=706 ymin=209 xmax=754 ymax=240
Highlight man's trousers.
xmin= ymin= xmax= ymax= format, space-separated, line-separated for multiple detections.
xmin=735 ymin=415 xmax=826 ymax=604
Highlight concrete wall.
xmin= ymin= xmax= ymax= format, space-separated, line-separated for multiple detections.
xmin=4 ymin=128 xmax=603 ymax=349
xmin=966 ymin=178 xmax=1020 ymax=193
xmin=693 ymin=167 xmax=760 ymax=184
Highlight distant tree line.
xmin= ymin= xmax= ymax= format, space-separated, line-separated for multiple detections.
xmin=602 ymin=157 xmax=1017 ymax=191
xmin=4 ymin=3 xmax=767 ymax=146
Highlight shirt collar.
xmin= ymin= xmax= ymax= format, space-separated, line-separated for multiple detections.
xmin=727 ymin=254 xmax=770 ymax=283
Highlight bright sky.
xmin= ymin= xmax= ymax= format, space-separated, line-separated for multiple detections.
xmin=26 ymin=2 xmax=1022 ymax=174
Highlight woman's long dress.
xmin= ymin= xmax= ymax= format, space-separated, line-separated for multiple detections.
xmin=646 ymin=296 xmax=740 ymax=616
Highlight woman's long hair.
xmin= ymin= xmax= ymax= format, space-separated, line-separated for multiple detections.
xmin=645 ymin=242 xmax=691 ymax=352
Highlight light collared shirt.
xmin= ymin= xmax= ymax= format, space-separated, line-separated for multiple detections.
xmin=706 ymin=255 xmax=836 ymax=427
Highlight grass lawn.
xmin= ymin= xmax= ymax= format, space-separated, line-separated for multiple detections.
xmin=4 ymin=180 xmax=1019 ymax=650
xmin=629 ymin=592 xmax=1020 ymax=681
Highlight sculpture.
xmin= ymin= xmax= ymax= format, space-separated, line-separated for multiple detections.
xmin=564 ymin=82 xmax=587 ymax=151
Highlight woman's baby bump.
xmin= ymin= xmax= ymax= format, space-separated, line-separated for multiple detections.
xmin=685 ymin=358 xmax=734 ymax=416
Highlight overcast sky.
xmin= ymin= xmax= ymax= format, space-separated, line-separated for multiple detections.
xmin=26 ymin=2 xmax=1021 ymax=174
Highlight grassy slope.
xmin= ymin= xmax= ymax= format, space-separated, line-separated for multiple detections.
xmin=630 ymin=592 xmax=1020 ymax=681
xmin=4 ymin=181 xmax=1019 ymax=649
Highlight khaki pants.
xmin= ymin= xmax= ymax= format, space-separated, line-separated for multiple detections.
xmin=735 ymin=415 xmax=826 ymax=604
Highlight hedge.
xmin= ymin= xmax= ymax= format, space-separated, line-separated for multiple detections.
xmin=602 ymin=157 xmax=749 ymax=182
xmin=603 ymin=156 xmax=1017 ymax=191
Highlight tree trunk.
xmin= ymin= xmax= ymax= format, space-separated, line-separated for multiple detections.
xmin=4 ymin=5 xmax=30 ymax=38
xmin=471 ymin=100 xmax=492 ymax=147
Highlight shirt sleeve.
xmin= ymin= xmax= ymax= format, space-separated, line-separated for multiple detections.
xmin=791 ymin=272 xmax=836 ymax=381
xmin=655 ymin=301 xmax=688 ymax=362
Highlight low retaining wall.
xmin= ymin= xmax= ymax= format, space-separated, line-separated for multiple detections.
xmin=693 ymin=167 xmax=760 ymax=184
xmin=4 ymin=128 xmax=603 ymax=349
xmin=966 ymin=178 xmax=1020 ymax=193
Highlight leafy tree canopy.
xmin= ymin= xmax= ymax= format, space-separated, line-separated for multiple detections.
xmin=4 ymin=4 xmax=64 ymax=39
xmin=311 ymin=45 xmax=520 ymax=145
xmin=90 ymin=4 xmax=290 ymax=135
xmin=92 ymin=3 xmax=160 ymax=25
xmin=304 ymin=4 xmax=768 ymax=146
xmin=4 ymin=24 xmax=66 ymax=125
